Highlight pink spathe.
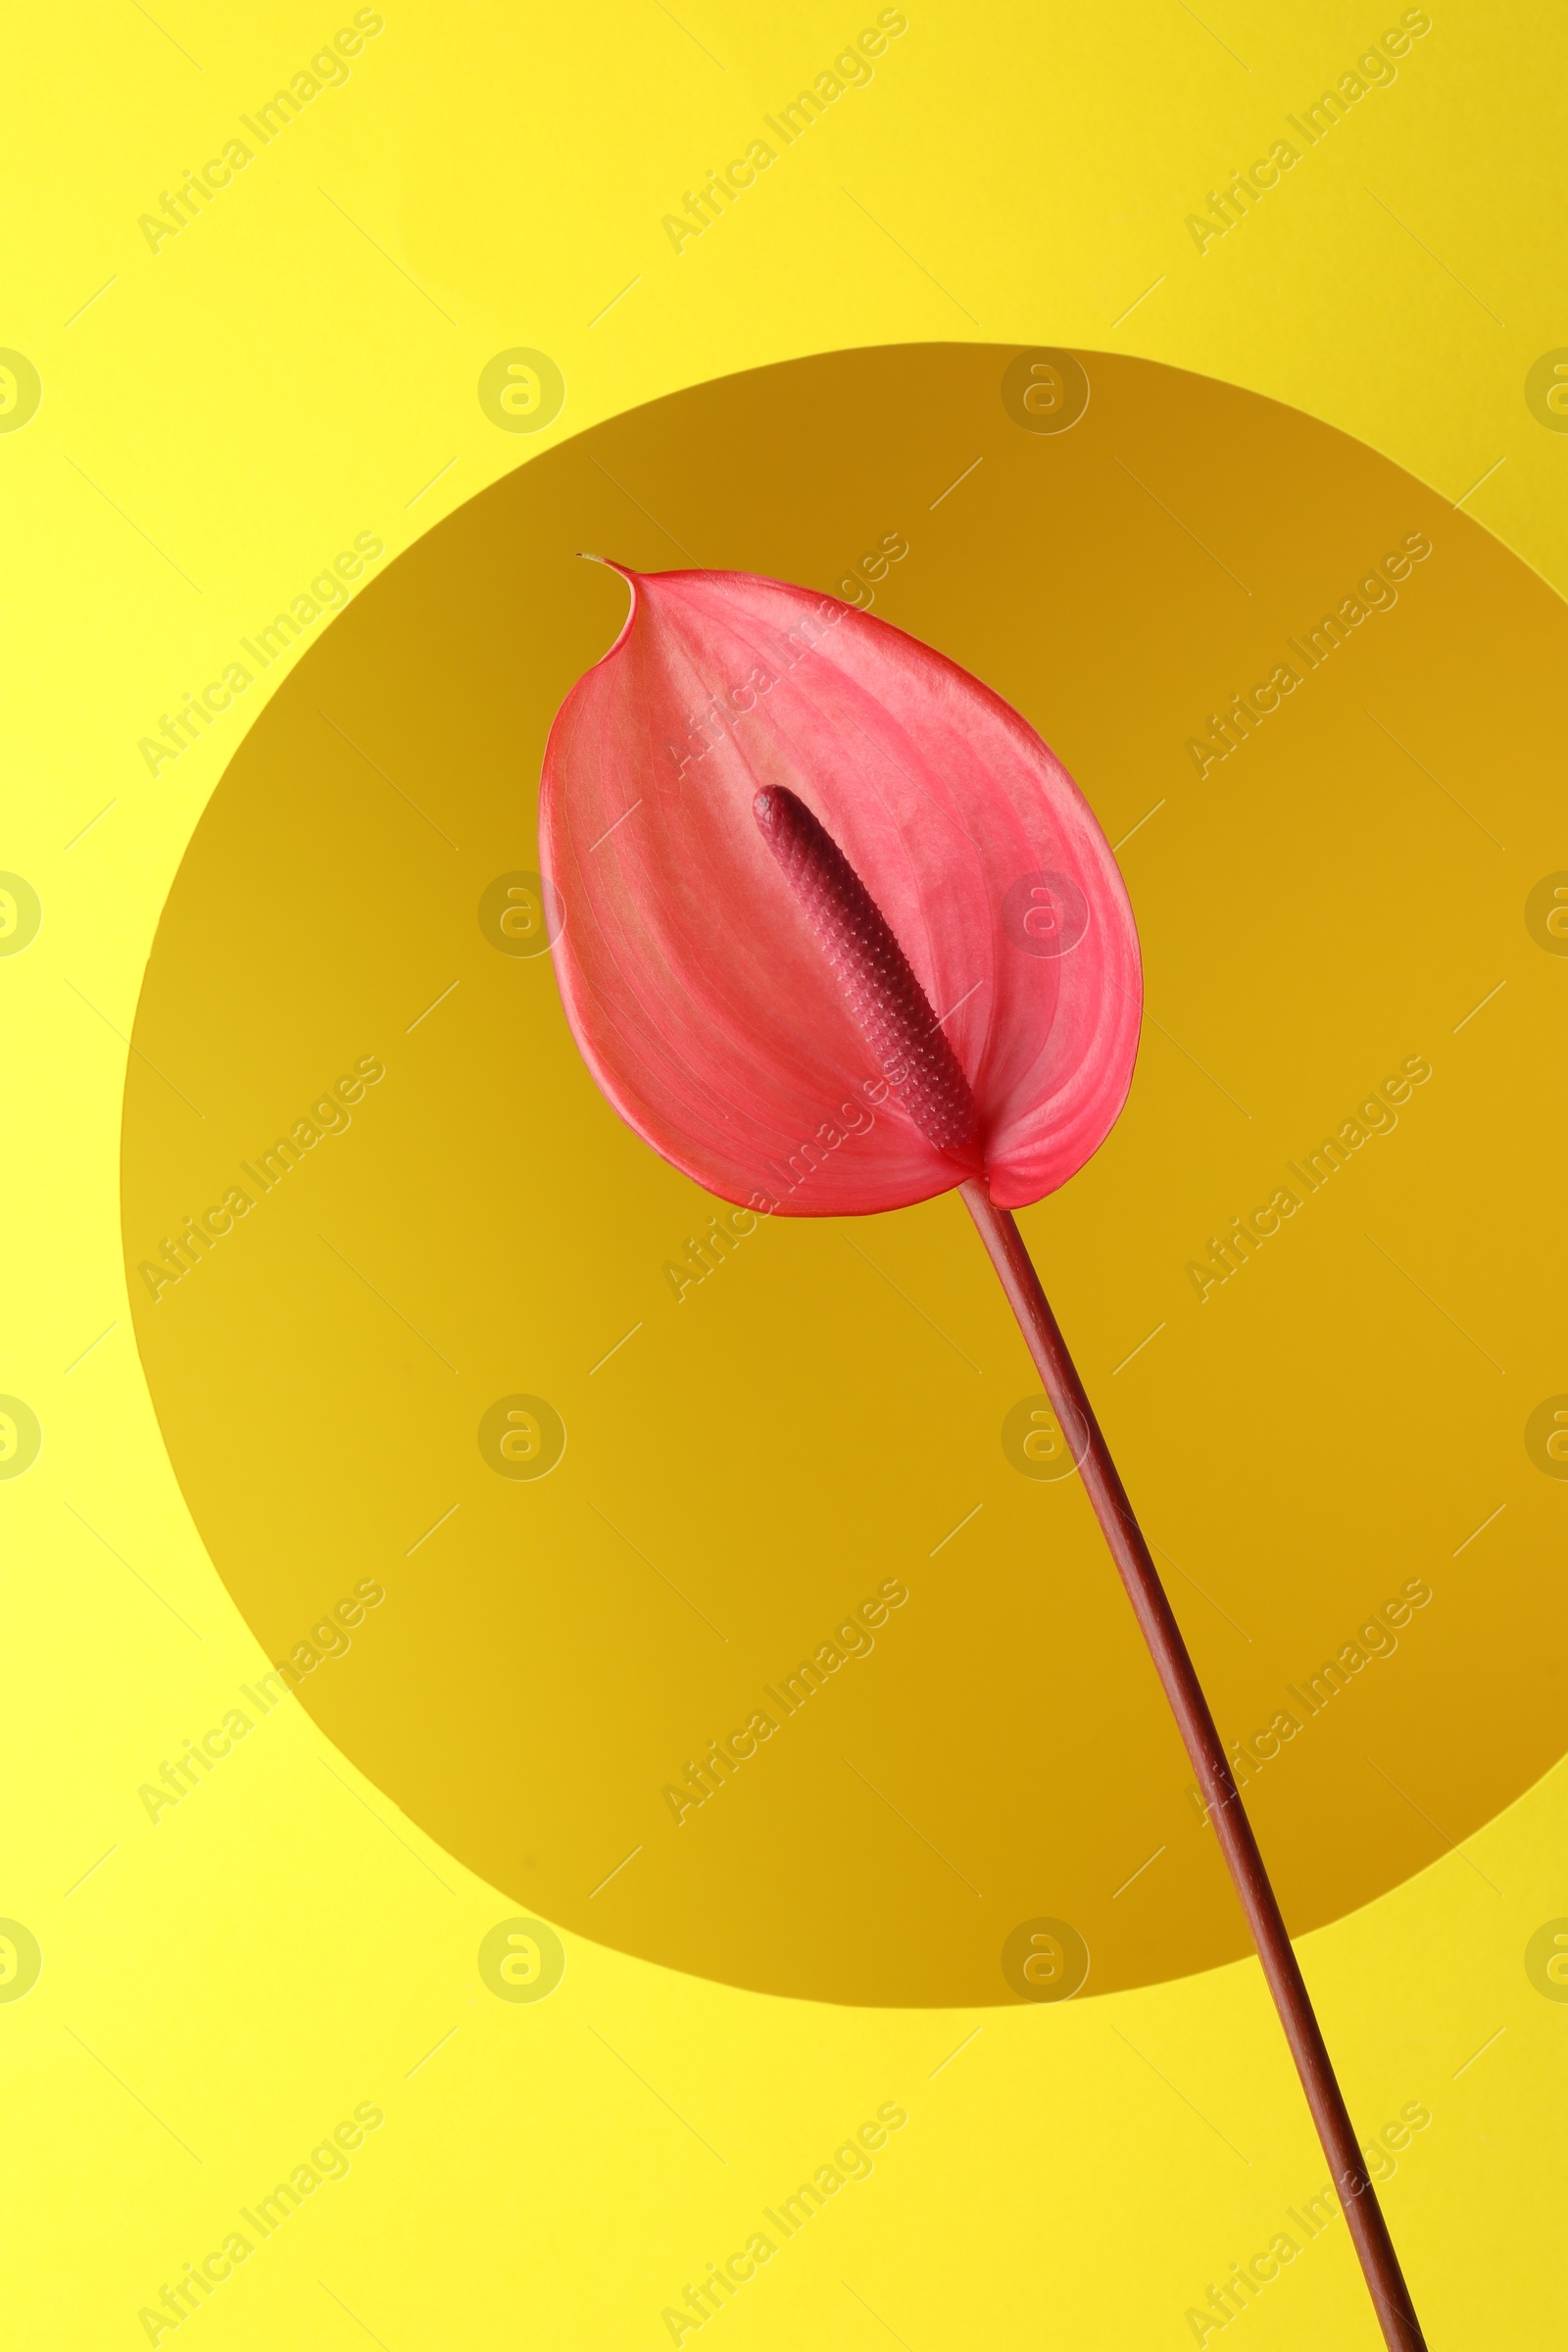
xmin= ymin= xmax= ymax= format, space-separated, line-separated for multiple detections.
xmin=540 ymin=564 xmax=1142 ymax=1213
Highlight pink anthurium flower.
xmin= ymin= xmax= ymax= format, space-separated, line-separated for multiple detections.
xmin=540 ymin=563 xmax=1141 ymax=1216
xmin=539 ymin=563 xmax=1428 ymax=2352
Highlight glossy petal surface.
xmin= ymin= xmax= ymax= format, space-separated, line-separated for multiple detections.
xmin=540 ymin=565 xmax=1142 ymax=1213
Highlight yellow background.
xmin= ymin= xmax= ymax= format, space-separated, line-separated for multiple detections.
xmin=6 ymin=2 xmax=1567 ymax=2343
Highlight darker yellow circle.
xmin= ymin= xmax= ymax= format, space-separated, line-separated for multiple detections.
xmin=124 ymin=344 xmax=1568 ymax=2004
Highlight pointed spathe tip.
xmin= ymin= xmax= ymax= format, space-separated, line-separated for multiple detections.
xmin=576 ymin=555 xmax=641 ymax=662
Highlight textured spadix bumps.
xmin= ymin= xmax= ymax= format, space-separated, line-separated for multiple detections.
xmin=539 ymin=564 xmax=1142 ymax=1214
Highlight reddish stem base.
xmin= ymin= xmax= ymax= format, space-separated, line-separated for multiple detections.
xmin=961 ymin=1179 xmax=1427 ymax=2352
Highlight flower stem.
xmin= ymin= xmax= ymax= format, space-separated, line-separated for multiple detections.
xmin=960 ymin=1177 xmax=1427 ymax=2352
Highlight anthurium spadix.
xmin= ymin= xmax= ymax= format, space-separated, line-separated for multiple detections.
xmin=539 ymin=562 xmax=1141 ymax=1216
xmin=538 ymin=563 xmax=1429 ymax=2352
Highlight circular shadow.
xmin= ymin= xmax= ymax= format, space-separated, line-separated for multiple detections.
xmin=125 ymin=343 xmax=1568 ymax=2004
